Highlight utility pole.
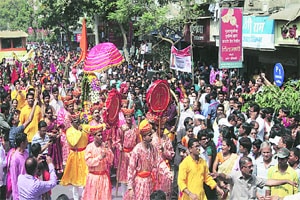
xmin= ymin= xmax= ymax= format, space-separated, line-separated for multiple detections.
xmin=94 ymin=14 xmax=99 ymax=44
xmin=184 ymin=0 xmax=194 ymax=84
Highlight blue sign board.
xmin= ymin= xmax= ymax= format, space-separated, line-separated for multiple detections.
xmin=274 ymin=63 xmax=284 ymax=87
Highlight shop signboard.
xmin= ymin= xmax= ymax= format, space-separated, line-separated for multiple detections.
xmin=242 ymin=16 xmax=275 ymax=49
xmin=219 ymin=8 xmax=243 ymax=69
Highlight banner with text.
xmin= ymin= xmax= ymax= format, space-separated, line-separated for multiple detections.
xmin=219 ymin=8 xmax=243 ymax=69
xmin=243 ymin=16 xmax=275 ymax=49
xmin=170 ymin=46 xmax=192 ymax=73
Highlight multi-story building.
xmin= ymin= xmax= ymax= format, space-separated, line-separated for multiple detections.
xmin=190 ymin=0 xmax=300 ymax=79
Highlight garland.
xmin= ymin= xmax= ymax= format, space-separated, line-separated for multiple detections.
xmin=81 ymin=73 xmax=90 ymax=111
xmin=89 ymin=78 xmax=101 ymax=104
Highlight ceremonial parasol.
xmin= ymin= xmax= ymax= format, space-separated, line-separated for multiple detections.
xmin=146 ymin=79 xmax=171 ymax=137
xmin=103 ymin=88 xmax=122 ymax=126
xmin=146 ymin=80 xmax=171 ymax=114
xmin=83 ymin=42 xmax=124 ymax=74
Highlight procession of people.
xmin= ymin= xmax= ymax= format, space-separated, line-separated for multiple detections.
xmin=0 ymin=42 xmax=300 ymax=200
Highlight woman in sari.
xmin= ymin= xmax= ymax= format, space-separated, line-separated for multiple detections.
xmin=44 ymin=106 xmax=63 ymax=176
xmin=212 ymin=138 xmax=238 ymax=199
xmin=56 ymin=96 xmax=74 ymax=165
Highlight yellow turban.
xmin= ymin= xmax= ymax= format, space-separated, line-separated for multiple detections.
xmin=139 ymin=119 xmax=152 ymax=136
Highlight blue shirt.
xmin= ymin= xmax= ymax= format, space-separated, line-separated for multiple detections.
xmin=208 ymin=99 xmax=219 ymax=124
xmin=202 ymin=103 xmax=210 ymax=117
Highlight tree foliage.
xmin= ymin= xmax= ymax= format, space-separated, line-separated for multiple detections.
xmin=37 ymin=0 xmax=106 ymax=40
xmin=152 ymin=40 xmax=172 ymax=65
xmin=0 ymin=0 xmax=33 ymax=31
xmin=243 ymin=80 xmax=300 ymax=115
xmin=38 ymin=0 xmax=85 ymax=33
xmin=132 ymin=1 xmax=206 ymax=38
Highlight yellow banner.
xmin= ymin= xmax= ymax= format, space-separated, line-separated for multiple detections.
xmin=0 ymin=50 xmax=27 ymax=64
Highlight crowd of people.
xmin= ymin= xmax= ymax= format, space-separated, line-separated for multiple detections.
xmin=0 ymin=42 xmax=300 ymax=200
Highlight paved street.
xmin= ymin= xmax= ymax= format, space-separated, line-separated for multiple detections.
xmin=51 ymin=185 xmax=123 ymax=200
xmin=52 ymin=176 xmax=123 ymax=200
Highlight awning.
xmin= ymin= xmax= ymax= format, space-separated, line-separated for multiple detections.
xmin=0 ymin=31 xmax=28 ymax=38
xmin=269 ymin=7 xmax=300 ymax=22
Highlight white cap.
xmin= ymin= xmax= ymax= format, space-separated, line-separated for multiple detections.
xmin=194 ymin=114 xmax=205 ymax=120
xmin=218 ymin=118 xmax=232 ymax=127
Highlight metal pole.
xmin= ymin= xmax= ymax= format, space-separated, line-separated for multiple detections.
xmin=94 ymin=14 xmax=99 ymax=44
xmin=191 ymin=25 xmax=194 ymax=85
xmin=60 ymin=32 xmax=63 ymax=46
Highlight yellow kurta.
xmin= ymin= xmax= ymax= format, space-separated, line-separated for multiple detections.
xmin=19 ymin=104 xmax=42 ymax=142
xmin=178 ymin=155 xmax=217 ymax=200
xmin=11 ymin=90 xmax=26 ymax=110
xmin=60 ymin=126 xmax=88 ymax=186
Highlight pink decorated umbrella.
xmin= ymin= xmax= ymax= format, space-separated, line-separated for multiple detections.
xmin=84 ymin=42 xmax=124 ymax=74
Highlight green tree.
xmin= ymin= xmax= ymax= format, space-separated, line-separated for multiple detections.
xmin=106 ymin=0 xmax=207 ymax=61
xmin=243 ymin=80 xmax=300 ymax=115
xmin=37 ymin=0 xmax=97 ymax=43
xmin=0 ymin=0 xmax=33 ymax=31
xmin=106 ymin=0 xmax=145 ymax=61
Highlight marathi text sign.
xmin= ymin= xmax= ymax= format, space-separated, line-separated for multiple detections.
xmin=219 ymin=8 xmax=243 ymax=69
xmin=243 ymin=16 xmax=275 ymax=49
xmin=170 ymin=46 xmax=192 ymax=73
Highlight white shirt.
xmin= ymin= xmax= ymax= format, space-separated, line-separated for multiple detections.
xmin=177 ymin=108 xmax=194 ymax=132
xmin=255 ymin=155 xmax=277 ymax=196
xmin=140 ymin=43 xmax=147 ymax=54
xmin=49 ymin=99 xmax=63 ymax=113
xmin=199 ymin=92 xmax=208 ymax=110
xmin=68 ymin=72 xmax=77 ymax=84
xmin=0 ymin=144 xmax=6 ymax=186
xmin=193 ymin=125 xmax=201 ymax=137
xmin=200 ymin=146 xmax=209 ymax=167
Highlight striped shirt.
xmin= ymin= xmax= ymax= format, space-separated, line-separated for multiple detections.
xmin=32 ymin=132 xmax=50 ymax=154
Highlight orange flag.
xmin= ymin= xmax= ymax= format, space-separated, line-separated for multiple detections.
xmin=73 ymin=18 xmax=87 ymax=67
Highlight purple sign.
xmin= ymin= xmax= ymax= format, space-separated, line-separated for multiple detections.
xmin=219 ymin=8 xmax=243 ymax=68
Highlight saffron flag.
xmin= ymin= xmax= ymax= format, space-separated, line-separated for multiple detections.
xmin=170 ymin=45 xmax=192 ymax=73
xmin=73 ymin=18 xmax=88 ymax=67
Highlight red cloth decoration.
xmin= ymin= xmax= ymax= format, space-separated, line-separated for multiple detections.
xmin=103 ymin=89 xmax=121 ymax=126
xmin=11 ymin=67 xmax=18 ymax=84
xmin=146 ymin=80 xmax=171 ymax=115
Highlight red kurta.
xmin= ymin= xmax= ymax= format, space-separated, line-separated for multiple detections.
xmin=115 ymin=125 xmax=140 ymax=183
xmin=123 ymin=142 xmax=159 ymax=200
xmin=151 ymin=132 xmax=175 ymax=198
